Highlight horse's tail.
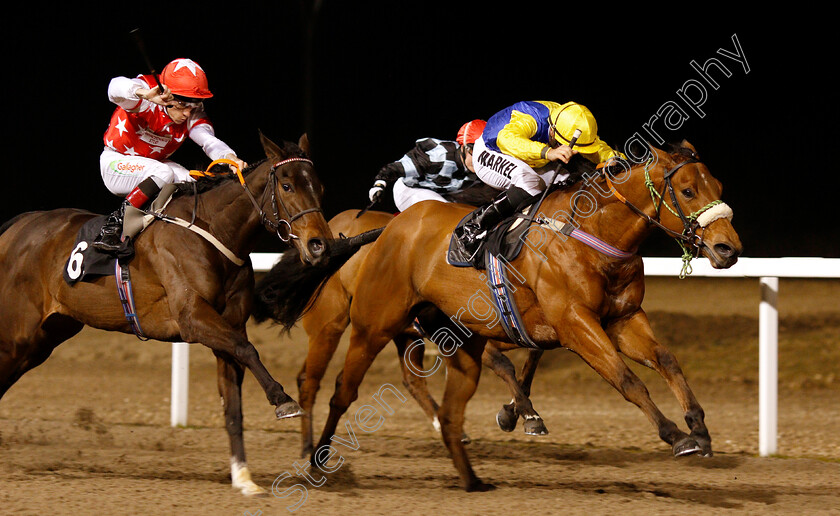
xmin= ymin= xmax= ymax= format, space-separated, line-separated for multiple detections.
xmin=252 ymin=226 xmax=385 ymax=331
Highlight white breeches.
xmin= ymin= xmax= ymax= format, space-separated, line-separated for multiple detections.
xmin=472 ymin=136 xmax=569 ymax=196
xmin=100 ymin=147 xmax=194 ymax=196
xmin=392 ymin=177 xmax=448 ymax=212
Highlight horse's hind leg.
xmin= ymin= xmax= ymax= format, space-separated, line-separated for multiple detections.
xmin=608 ymin=310 xmax=712 ymax=456
xmin=215 ymin=354 xmax=266 ymax=496
xmin=0 ymin=313 xmax=82 ymax=399
xmin=483 ymin=343 xmax=547 ymax=435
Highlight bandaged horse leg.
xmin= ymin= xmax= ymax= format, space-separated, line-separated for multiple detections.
xmin=214 ymin=353 xmax=267 ymax=496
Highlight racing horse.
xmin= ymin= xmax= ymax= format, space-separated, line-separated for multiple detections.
xmin=0 ymin=133 xmax=338 ymax=496
xmin=279 ymin=141 xmax=742 ymax=491
xmin=253 ymin=208 xmax=549 ymax=458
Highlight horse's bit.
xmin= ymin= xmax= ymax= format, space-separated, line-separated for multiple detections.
xmin=235 ymin=157 xmax=323 ymax=242
xmin=603 ymin=153 xmax=733 ymax=276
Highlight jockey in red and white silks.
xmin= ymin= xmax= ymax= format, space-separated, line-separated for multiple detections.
xmin=100 ymin=60 xmax=242 ymax=196
xmin=93 ymin=58 xmax=246 ymax=253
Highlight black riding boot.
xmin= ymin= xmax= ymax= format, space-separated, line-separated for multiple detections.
xmin=92 ymin=201 xmax=129 ymax=253
xmin=93 ymin=177 xmax=161 ymax=254
xmin=456 ymin=186 xmax=532 ymax=260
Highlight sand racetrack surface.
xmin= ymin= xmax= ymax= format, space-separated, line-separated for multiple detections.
xmin=1 ymin=277 xmax=838 ymax=515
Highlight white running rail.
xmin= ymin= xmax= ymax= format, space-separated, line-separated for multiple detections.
xmin=169 ymin=255 xmax=840 ymax=458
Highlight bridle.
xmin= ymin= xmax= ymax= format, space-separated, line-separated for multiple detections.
xmin=231 ymin=157 xmax=323 ymax=242
xmin=603 ymin=153 xmax=731 ymax=277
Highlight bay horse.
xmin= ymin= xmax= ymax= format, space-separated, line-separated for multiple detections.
xmin=255 ymin=208 xmax=548 ymax=458
xmin=263 ymin=141 xmax=742 ymax=491
xmin=0 ymin=133 xmax=339 ymax=496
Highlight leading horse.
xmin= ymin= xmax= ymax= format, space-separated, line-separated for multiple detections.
xmin=0 ymin=133 xmax=336 ymax=496
xmin=269 ymin=141 xmax=742 ymax=491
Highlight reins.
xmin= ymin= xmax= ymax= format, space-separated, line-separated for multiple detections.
xmin=603 ymin=154 xmax=731 ymax=278
xmin=191 ymin=156 xmax=323 ymax=243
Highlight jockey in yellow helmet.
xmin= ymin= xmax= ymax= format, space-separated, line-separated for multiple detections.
xmin=456 ymin=100 xmax=623 ymax=261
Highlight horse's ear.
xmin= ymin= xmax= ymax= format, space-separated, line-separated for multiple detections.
xmin=298 ymin=133 xmax=311 ymax=156
xmin=259 ymin=130 xmax=284 ymax=158
xmin=679 ymin=139 xmax=699 ymax=156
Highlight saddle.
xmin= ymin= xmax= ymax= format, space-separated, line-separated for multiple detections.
xmin=447 ymin=154 xmax=599 ymax=269
xmin=63 ymin=184 xmax=178 ymax=286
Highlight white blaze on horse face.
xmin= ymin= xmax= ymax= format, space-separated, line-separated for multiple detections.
xmin=231 ymin=458 xmax=267 ymax=496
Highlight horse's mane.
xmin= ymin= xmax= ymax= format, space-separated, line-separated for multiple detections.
xmin=171 ymin=158 xmax=269 ymax=198
xmin=171 ymin=139 xmax=312 ymax=198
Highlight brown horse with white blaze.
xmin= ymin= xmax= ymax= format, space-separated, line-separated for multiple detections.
xmin=297 ymin=141 xmax=742 ymax=491
xmin=0 ymin=133 xmax=339 ymax=496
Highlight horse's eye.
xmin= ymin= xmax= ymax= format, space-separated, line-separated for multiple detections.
xmin=282 ymin=183 xmax=293 ymax=192
xmin=681 ymin=188 xmax=694 ymax=199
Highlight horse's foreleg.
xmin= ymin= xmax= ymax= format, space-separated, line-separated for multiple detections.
xmin=438 ymin=337 xmax=494 ymax=492
xmin=178 ymin=298 xmax=301 ymax=419
xmin=215 ymin=354 xmax=266 ymax=496
xmin=298 ymin=324 xmax=347 ymax=458
xmin=608 ymin=310 xmax=711 ymax=456
xmin=482 ymin=342 xmax=547 ymax=435
xmin=561 ymin=308 xmax=698 ymax=457
xmin=311 ymin=325 xmax=391 ymax=468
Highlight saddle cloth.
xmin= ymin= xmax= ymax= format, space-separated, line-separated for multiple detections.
xmin=63 ymin=184 xmax=177 ymax=285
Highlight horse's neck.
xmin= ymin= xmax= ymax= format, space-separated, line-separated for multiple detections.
xmin=173 ymin=171 xmax=269 ymax=257
xmin=548 ymin=171 xmax=656 ymax=254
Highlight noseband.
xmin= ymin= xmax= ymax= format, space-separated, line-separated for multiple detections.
xmin=604 ymin=154 xmax=732 ymax=277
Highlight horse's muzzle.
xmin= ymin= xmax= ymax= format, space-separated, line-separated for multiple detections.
xmin=304 ymin=237 xmax=329 ymax=266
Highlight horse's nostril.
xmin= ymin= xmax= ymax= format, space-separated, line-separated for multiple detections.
xmin=308 ymin=238 xmax=325 ymax=256
xmin=714 ymin=243 xmax=733 ymax=258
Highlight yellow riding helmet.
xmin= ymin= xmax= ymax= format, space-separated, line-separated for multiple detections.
xmin=550 ymin=102 xmax=598 ymax=151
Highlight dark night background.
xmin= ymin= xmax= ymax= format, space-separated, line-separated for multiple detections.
xmin=4 ymin=3 xmax=838 ymax=258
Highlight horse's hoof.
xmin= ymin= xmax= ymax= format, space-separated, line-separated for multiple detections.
xmin=673 ymin=437 xmax=702 ymax=457
xmin=523 ymin=417 xmax=548 ymax=436
xmin=495 ymin=404 xmax=517 ymax=432
xmin=461 ymin=433 xmax=471 ymax=444
xmin=237 ymin=483 xmax=269 ymax=497
xmin=691 ymin=433 xmax=713 ymax=456
xmin=300 ymin=444 xmax=314 ymax=459
xmin=232 ymin=465 xmax=268 ymax=497
xmin=465 ymin=480 xmax=496 ymax=492
xmin=275 ymin=400 xmax=304 ymax=420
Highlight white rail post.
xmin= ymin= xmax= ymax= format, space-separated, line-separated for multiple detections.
xmin=758 ymin=277 xmax=779 ymax=456
xmin=170 ymin=342 xmax=190 ymax=427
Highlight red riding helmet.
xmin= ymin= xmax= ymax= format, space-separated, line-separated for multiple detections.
xmin=161 ymin=58 xmax=213 ymax=100
xmin=456 ymin=119 xmax=487 ymax=147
